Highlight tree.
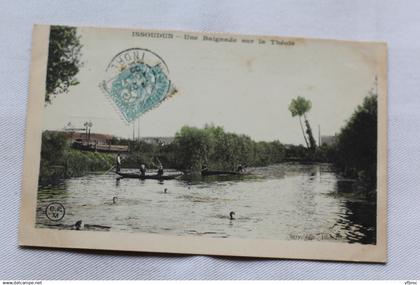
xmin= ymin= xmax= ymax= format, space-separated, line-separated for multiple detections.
xmin=288 ymin=96 xmax=316 ymax=150
xmin=172 ymin=125 xmax=286 ymax=170
xmin=41 ymin=131 xmax=68 ymax=164
xmin=45 ymin=26 xmax=82 ymax=103
xmin=174 ymin=126 xmax=213 ymax=170
xmin=335 ymin=94 xmax=377 ymax=187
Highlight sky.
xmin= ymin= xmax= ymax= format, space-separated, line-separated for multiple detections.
xmin=43 ymin=26 xmax=382 ymax=145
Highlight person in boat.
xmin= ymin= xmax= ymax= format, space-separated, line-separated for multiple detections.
xmin=139 ymin=163 xmax=146 ymax=177
xmin=157 ymin=164 xmax=164 ymax=176
xmin=152 ymin=157 xmax=164 ymax=176
xmin=116 ymin=153 xmax=121 ymax=172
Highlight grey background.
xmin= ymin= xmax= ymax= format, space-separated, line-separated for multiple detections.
xmin=0 ymin=0 xmax=419 ymax=279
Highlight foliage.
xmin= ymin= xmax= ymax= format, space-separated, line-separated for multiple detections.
xmin=288 ymin=96 xmax=316 ymax=150
xmin=313 ymin=143 xmax=337 ymax=162
xmin=304 ymin=118 xmax=317 ymax=151
xmin=62 ymin=149 xmax=114 ymax=177
xmin=40 ymin=131 xmax=68 ymax=179
xmin=171 ymin=125 xmax=286 ymax=171
xmin=41 ymin=131 xmax=68 ymax=163
xmin=39 ymin=131 xmax=114 ymax=183
xmin=283 ymin=144 xmax=308 ymax=159
xmin=173 ymin=126 xmax=213 ymax=170
xmin=334 ymin=94 xmax=377 ymax=187
xmin=108 ymin=137 xmax=174 ymax=169
xmin=39 ymin=89 xmax=377 ymax=191
xmin=121 ymin=140 xmax=161 ymax=169
xmin=288 ymin=96 xmax=312 ymax=117
xmin=45 ymin=26 xmax=82 ymax=103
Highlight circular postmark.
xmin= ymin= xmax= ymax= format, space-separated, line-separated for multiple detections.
xmin=100 ymin=48 xmax=177 ymax=123
xmin=45 ymin=202 xmax=65 ymax=222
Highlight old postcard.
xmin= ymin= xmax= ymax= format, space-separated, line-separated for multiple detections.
xmin=19 ymin=25 xmax=387 ymax=262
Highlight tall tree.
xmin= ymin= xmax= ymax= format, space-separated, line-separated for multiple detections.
xmin=288 ymin=96 xmax=316 ymax=150
xmin=335 ymin=93 xmax=377 ymax=186
xmin=304 ymin=114 xmax=317 ymax=151
xmin=45 ymin=26 xmax=82 ymax=103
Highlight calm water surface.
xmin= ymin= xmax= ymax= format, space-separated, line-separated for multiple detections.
xmin=36 ymin=163 xmax=376 ymax=244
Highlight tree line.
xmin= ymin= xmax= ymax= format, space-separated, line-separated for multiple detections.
xmin=171 ymin=125 xmax=287 ymax=171
xmin=287 ymin=89 xmax=377 ymax=189
xmin=332 ymin=94 xmax=377 ymax=187
xmin=111 ymin=125 xmax=287 ymax=171
xmin=104 ymin=90 xmax=377 ymax=188
xmin=39 ymin=92 xmax=377 ymax=192
xmin=42 ymin=25 xmax=377 ymax=188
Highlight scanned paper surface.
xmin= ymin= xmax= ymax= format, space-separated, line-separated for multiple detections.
xmin=19 ymin=25 xmax=387 ymax=262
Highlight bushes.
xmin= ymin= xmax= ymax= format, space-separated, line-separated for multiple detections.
xmin=41 ymin=131 xmax=68 ymax=163
xmin=333 ymin=95 xmax=377 ymax=187
xmin=116 ymin=125 xmax=286 ymax=171
xmin=39 ymin=131 xmax=115 ymax=182
xmin=171 ymin=125 xmax=286 ymax=171
xmin=173 ymin=126 xmax=214 ymax=170
xmin=39 ymin=131 xmax=68 ymax=181
xmin=62 ymin=149 xmax=114 ymax=177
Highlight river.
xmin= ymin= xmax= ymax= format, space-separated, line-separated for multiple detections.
xmin=36 ymin=163 xmax=376 ymax=244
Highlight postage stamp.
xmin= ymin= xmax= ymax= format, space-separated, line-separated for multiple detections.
xmin=19 ymin=25 xmax=387 ymax=262
xmin=100 ymin=48 xmax=177 ymax=123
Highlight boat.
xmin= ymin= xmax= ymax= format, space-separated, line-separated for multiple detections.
xmin=201 ymin=170 xmax=243 ymax=176
xmin=116 ymin=171 xmax=183 ymax=180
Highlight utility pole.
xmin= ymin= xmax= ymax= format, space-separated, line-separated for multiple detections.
xmin=137 ymin=117 xmax=140 ymax=141
xmin=87 ymin=121 xmax=92 ymax=147
xmin=318 ymin=125 xmax=321 ymax=146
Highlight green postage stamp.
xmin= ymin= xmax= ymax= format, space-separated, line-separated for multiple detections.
xmin=100 ymin=48 xmax=176 ymax=123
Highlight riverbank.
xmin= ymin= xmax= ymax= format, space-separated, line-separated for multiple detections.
xmin=40 ymin=92 xmax=377 ymax=196
xmin=40 ymin=130 xmax=115 ymax=180
xmin=40 ymin=147 xmax=114 ymax=185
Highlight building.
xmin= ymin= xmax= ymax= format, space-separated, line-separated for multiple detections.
xmin=68 ymin=132 xmax=113 ymax=146
xmin=320 ymin=135 xmax=338 ymax=146
xmin=58 ymin=131 xmax=129 ymax=153
xmin=139 ymin=137 xmax=175 ymax=145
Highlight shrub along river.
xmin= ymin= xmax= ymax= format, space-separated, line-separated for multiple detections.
xmin=36 ymin=162 xmax=376 ymax=244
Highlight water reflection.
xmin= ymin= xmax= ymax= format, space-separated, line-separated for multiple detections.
xmin=36 ymin=163 xmax=376 ymax=244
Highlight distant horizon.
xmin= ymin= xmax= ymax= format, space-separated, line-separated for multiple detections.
xmin=46 ymin=123 xmax=339 ymax=146
xmin=43 ymin=26 xmax=380 ymax=145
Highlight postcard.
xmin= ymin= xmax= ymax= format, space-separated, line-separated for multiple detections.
xmin=19 ymin=25 xmax=387 ymax=262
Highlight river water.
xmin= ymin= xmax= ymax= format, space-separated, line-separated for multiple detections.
xmin=36 ymin=163 xmax=376 ymax=244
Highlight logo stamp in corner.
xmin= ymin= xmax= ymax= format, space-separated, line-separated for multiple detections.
xmin=45 ymin=202 xmax=65 ymax=222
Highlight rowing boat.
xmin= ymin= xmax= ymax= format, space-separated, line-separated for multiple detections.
xmin=201 ymin=170 xmax=243 ymax=176
xmin=116 ymin=171 xmax=183 ymax=180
